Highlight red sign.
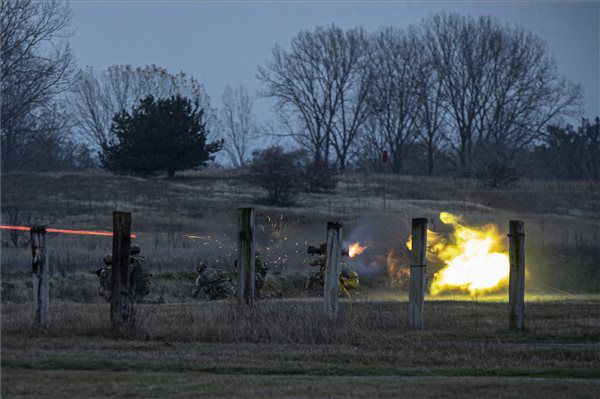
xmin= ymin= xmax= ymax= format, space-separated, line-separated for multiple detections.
xmin=382 ymin=150 xmax=388 ymax=164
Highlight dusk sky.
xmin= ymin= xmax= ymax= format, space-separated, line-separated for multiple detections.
xmin=70 ymin=1 xmax=599 ymax=124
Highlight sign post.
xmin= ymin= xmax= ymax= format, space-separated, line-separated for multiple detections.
xmin=31 ymin=225 xmax=49 ymax=328
xmin=382 ymin=150 xmax=388 ymax=212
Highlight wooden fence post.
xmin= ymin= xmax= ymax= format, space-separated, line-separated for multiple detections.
xmin=408 ymin=218 xmax=427 ymax=329
xmin=110 ymin=211 xmax=132 ymax=333
xmin=324 ymin=222 xmax=343 ymax=321
xmin=237 ymin=208 xmax=255 ymax=306
xmin=31 ymin=225 xmax=49 ymax=328
xmin=509 ymin=220 xmax=525 ymax=331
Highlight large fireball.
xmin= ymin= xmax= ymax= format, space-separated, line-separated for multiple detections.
xmin=408 ymin=212 xmax=510 ymax=296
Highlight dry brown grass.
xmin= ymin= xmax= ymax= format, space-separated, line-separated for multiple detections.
xmin=2 ymin=170 xmax=599 ymax=397
xmin=2 ymin=298 xmax=599 ymax=344
xmin=2 ymin=170 xmax=599 ymax=294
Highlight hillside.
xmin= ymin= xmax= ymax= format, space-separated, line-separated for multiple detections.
xmin=1 ymin=170 xmax=599 ymax=294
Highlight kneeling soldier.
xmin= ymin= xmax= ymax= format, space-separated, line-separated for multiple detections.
xmin=305 ymin=242 xmax=359 ymax=297
xmin=129 ymin=244 xmax=150 ymax=301
xmin=96 ymin=254 xmax=113 ymax=301
xmin=232 ymin=251 xmax=269 ymax=299
xmin=96 ymin=244 xmax=151 ymax=302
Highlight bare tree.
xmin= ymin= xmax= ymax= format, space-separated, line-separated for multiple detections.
xmin=414 ymin=34 xmax=447 ymax=176
xmin=219 ymin=86 xmax=258 ymax=168
xmin=72 ymin=65 xmax=214 ymax=151
xmin=1 ymin=0 xmax=75 ymax=170
xmin=356 ymin=116 xmax=388 ymax=172
xmin=474 ymin=26 xmax=581 ymax=186
xmin=366 ymin=28 xmax=420 ymax=173
xmin=422 ymin=14 xmax=496 ymax=176
xmin=422 ymin=13 xmax=581 ymax=179
xmin=258 ymin=25 xmax=371 ymax=170
xmin=329 ymin=28 xmax=373 ymax=171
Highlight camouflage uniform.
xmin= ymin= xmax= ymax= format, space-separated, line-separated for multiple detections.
xmin=339 ymin=262 xmax=359 ymax=298
xmin=306 ymin=251 xmax=359 ymax=297
xmin=96 ymin=254 xmax=113 ymax=301
xmin=254 ymin=251 xmax=268 ymax=296
xmin=306 ymin=255 xmax=326 ymax=290
xmin=232 ymin=251 xmax=269 ymax=298
xmin=192 ymin=262 xmax=235 ymax=300
xmin=96 ymin=244 xmax=151 ymax=302
xmin=305 ymin=243 xmax=327 ymax=290
xmin=129 ymin=244 xmax=150 ymax=301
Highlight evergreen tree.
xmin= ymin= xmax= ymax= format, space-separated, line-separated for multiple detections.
xmin=101 ymin=95 xmax=222 ymax=177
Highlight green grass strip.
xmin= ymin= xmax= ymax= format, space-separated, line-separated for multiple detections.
xmin=3 ymin=358 xmax=598 ymax=379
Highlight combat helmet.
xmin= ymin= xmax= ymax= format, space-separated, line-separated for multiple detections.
xmin=341 ymin=265 xmax=358 ymax=279
xmin=197 ymin=261 xmax=208 ymax=273
xmin=103 ymin=253 xmax=112 ymax=265
xmin=130 ymin=243 xmax=141 ymax=255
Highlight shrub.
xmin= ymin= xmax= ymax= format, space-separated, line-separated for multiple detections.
xmin=303 ymin=161 xmax=338 ymax=192
xmin=249 ymin=146 xmax=305 ymax=205
xmin=473 ymin=141 xmax=524 ymax=188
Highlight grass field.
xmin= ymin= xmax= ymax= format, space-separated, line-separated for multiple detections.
xmin=2 ymin=299 xmax=599 ymax=397
xmin=2 ymin=170 xmax=599 ymax=291
xmin=1 ymin=170 xmax=599 ymax=397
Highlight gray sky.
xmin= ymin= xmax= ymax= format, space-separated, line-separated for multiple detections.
xmin=70 ymin=1 xmax=599 ymax=123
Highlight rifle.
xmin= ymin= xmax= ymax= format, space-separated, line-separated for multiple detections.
xmin=307 ymin=245 xmax=349 ymax=256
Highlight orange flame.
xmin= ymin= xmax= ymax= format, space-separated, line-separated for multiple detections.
xmin=348 ymin=242 xmax=367 ymax=257
xmin=405 ymin=212 xmax=509 ymax=296
xmin=0 ymin=225 xmax=137 ymax=238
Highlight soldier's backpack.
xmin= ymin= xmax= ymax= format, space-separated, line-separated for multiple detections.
xmin=130 ymin=255 xmax=150 ymax=297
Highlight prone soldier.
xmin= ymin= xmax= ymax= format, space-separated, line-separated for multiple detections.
xmin=192 ymin=262 xmax=235 ymax=300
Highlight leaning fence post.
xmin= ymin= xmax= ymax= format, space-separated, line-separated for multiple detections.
xmin=31 ymin=225 xmax=49 ymax=328
xmin=509 ymin=220 xmax=525 ymax=331
xmin=324 ymin=222 xmax=343 ymax=321
xmin=408 ymin=218 xmax=427 ymax=329
xmin=237 ymin=208 xmax=255 ymax=306
xmin=110 ymin=211 xmax=132 ymax=333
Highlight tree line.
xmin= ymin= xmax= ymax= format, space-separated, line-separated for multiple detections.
xmin=1 ymin=1 xmax=597 ymax=187
xmin=258 ymin=15 xmax=585 ymax=186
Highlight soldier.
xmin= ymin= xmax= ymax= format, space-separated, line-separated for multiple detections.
xmin=254 ymin=251 xmax=269 ymax=296
xmin=305 ymin=243 xmax=328 ymax=290
xmin=306 ymin=242 xmax=359 ymax=297
xmin=339 ymin=262 xmax=359 ymax=298
xmin=233 ymin=251 xmax=269 ymax=298
xmin=129 ymin=243 xmax=150 ymax=302
xmin=192 ymin=262 xmax=235 ymax=300
xmin=95 ymin=244 xmax=151 ymax=302
xmin=96 ymin=253 xmax=113 ymax=301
